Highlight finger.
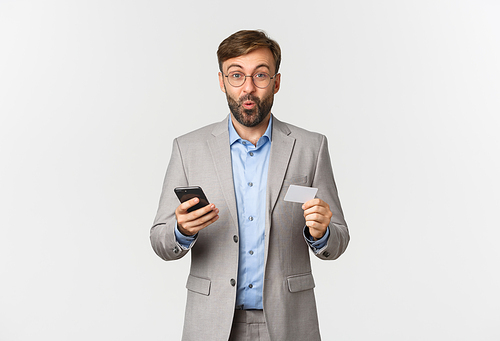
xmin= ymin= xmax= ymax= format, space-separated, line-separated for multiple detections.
xmin=177 ymin=204 xmax=217 ymax=228
xmin=302 ymin=198 xmax=321 ymax=210
xmin=190 ymin=214 xmax=220 ymax=232
xmin=190 ymin=207 xmax=219 ymax=226
xmin=304 ymin=206 xmax=332 ymax=221
xmin=302 ymin=198 xmax=330 ymax=211
xmin=178 ymin=197 xmax=200 ymax=213
xmin=303 ymin=204 xmax=327 ymax=216
xmin=305 ymin=214 xmax=330 ymax=230
xmin=306 ymin=219 xmax=322 ymax=229
xmin=305 ymin=212 xmax=330 ymax=226
xmin=190 ymin=203 xmax=217 ymax=219
xmin=181 ymin=209 xmax=220 ymax=233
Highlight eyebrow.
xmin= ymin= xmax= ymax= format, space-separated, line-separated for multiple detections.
xmin=226 ymin=63 xmax=271 ymax=73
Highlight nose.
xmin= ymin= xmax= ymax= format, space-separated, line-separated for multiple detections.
xmin=241 ymin=75 xmax=256 ymax=94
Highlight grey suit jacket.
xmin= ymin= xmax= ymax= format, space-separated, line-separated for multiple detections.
xmin=150 ymin=115 xmax=349 ymax=341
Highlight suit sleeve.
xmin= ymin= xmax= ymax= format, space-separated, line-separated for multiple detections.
xmin=308 ymin=135 xmax=350 ymax=260
xmin=150 ymin=138 xmax=192 ymax=261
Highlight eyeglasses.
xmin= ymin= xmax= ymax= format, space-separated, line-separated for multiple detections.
xmin=223 ymin=71 xmax=277 ymax=89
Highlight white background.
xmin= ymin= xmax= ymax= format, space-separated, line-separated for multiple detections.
xmin=1 ymin=1 xmax=499 ymax=340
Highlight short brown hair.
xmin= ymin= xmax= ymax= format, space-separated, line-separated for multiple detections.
xmin=217 ymin=30 xmax=281 ymax=74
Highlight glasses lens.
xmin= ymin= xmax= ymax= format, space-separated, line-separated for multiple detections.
xmin=253 ymin=73 xmax=270 ymax=88
xmin=228 ymin=72 xmax=245 ymax=87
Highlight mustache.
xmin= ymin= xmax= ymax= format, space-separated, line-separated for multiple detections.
xmin=239 ymin=94 xmax=260 ymax=103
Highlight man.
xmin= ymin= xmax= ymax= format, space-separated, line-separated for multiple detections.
xmin=151 ymin=30 xmax=349 ymax=341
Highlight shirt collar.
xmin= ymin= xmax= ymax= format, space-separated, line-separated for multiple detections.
xmin=228 ymin=114 xmax=273 ymax=146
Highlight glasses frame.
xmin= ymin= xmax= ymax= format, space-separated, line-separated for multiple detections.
xmin=222 ymin=71 xmax=278 ymax=89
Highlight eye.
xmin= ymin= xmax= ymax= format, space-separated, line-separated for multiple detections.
xmin=254 ymin=73 xmax=269 ymax=80
xmin=229 ymin=72 xmax=244 ymax=79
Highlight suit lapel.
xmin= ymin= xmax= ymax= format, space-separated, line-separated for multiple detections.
xmin=207 ymin=116 xmax=239 ymax=228
xmin=266 ymin=116 xmax=295 ymax=225
xmin=263 ymin=116 xmax=295 ymax=270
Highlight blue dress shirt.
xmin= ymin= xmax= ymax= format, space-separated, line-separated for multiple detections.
xmin=174 ymin=115 xmax=330 ymax=310
xmin=229 ymin=116 xmax=272 ymax=309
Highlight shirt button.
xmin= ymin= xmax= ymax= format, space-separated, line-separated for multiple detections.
xmin=242 ymin=141 xmax=247 ymax=145
xmin=249 ymin=152 xmax=254 ymax=156
xmin=248 ymin=284 xmax=253 ymax=288
xmin=230 ymin=279 xmax=236 ymax=286
xmin=233 ymin=235 xmax=238 ymax=243
xmin=248 ymin=216 xmax=254 ymax=221
xmin=248 ymin=182 xmax=253 ymax=187
xmin=249 ymin=250 xmax=254 ymax=255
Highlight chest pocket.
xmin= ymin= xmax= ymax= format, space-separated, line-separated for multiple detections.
xmin=283 ymin=175 xmax=308 ymax=187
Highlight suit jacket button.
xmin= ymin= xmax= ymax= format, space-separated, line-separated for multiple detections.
xmin=173 ymin=247 xmax=179 ymax=254
xmin=233 ymin=235 xmax=238 ymax=243
xmin=230 ymin=279 xmax=236 ymax=287
xmin=323 ymin=251 xmax=330 ymax=258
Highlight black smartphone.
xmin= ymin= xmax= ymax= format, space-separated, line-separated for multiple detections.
xmin=174 ymin=186 xmax=210 ymax=213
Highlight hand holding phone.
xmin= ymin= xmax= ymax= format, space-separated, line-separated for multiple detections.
xmin=174 ymin=186 xmax=219 ymax=236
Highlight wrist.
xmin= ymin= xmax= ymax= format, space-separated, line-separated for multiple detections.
xmin=177 ymin=224 xmax=195 ymax=237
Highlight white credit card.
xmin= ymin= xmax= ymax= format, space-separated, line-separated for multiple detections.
xmin=284 ymin=185 xmax=318 ymax=203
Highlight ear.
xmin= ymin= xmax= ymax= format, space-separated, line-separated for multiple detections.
xmin=273 ymin=73 xmax=281 ymax=94
xmin=218 ymin=72 xmax=226 ymax=93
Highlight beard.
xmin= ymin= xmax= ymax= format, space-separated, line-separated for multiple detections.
xmin=225 ymin=90 xmax=274 ymax=128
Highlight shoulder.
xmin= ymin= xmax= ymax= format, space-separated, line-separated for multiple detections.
xmin=175 ymin=117 xmax=227 ymax=145
xmin=177 ymin=122 xmax=219 ymax=140
xmin=273 ymin=116 xmax=326 ymax=146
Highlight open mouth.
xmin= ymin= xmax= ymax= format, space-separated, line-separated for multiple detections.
xmin=242 ymin=101 xmax=255 ymax=109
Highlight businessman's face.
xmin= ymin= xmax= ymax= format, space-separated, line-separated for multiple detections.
xmin=219 ymin=48 xmax=281 ymax=128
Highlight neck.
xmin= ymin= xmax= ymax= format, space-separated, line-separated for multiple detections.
xmin=231 ymin=113 xmax=271 ymax=146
